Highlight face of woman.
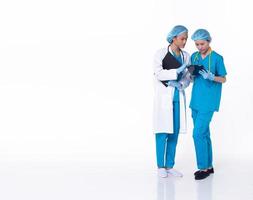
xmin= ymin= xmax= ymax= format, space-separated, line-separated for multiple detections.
xmin=194 ymin=40 xmax=210 ymax=54
xmin=173 ymin=32 xmax=188 ymax=49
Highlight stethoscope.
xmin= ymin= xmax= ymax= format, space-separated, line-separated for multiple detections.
xmin=193 ymin=48 xmax=212 ymax=72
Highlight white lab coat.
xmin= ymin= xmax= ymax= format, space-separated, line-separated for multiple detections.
xmin=153 ymin=47 xmax=191 ymax=134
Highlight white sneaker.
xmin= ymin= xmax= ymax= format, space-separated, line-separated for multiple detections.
xmin=166 ymin=168 xmax=183 ymax=177
xmin=158 ymin=168 xmax=168 ymax=178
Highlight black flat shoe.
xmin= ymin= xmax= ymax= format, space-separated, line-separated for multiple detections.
xmin=194 ymin=168 xmax=214 ymax=176
xmin=194 ymin=170 xmax=201 ymax=176
xmin=195 ymin=170 xmax=210 ymax=180
xmin=208 ymin=168 xmax=214 ymax=174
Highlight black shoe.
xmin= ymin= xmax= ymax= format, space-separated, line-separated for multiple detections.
xmin=208 ymin=168 xmax=214 ymax=174
xmin=195 ymin=170 xmax=210 ymax=180
xmin=194 ymin=170 xmax=201 ymax=176
xmin=194 ymin=168 xmax=214 ymax=176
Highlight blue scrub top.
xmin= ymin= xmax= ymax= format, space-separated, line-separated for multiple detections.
xmin=190 ymin=50 xmax=227 ymax=112
xmin=172 ymin=52 xmax=182 ymax=102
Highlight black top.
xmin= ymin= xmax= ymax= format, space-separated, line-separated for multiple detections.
xmin=161 ymin=50 xmax=181 ymax=87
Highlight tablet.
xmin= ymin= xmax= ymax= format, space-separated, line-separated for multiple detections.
xmin=187 ymin=65 xmax=206 ymax=75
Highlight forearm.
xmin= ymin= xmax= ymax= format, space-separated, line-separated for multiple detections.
xmin=214 ymin=76 xmax=226 ymax=83
xmin=154 ymin=69 xmax=178 ymax=81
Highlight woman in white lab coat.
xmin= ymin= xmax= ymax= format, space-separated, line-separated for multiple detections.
xmin=153 ymin=25 xmax=191 ymax=178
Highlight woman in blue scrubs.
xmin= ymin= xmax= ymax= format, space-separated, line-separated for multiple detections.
xmin=190 ymin=29 xmax=227 ymax=180
xmin=153 ymin=25 xmax=191 ymax=178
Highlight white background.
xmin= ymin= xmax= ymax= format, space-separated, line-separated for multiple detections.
xmin=0 ymin=0 xmax=253 ymax=199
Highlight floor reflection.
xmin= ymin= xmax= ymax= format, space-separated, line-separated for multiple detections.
xmin=196 ymin=175 xmax=213 ymax=200
xmin=156 ymin=174 xmax=214 ymax=200
xmin=157 ymin=177 xmax=175 ymax=200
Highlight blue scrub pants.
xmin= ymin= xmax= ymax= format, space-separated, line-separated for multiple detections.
xmin=155 ymin=101 xmax=180 ymax=168
xmin=192 ymin=109 xmax=214 ymax=169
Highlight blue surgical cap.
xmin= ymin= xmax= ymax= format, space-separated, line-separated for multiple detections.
xmin=166 ymin=25 xmax=188 ymax=43
xmin=191 ymin=29 xmax=212 ymax=42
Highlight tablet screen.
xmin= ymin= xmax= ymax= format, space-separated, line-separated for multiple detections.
xmin=187 ymin=65 xmax=206 ymax=75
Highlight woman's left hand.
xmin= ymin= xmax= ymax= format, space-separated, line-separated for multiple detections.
xmin=199 ymin=70 xmax=215 ymax=81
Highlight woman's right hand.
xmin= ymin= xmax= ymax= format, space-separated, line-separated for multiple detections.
xmin=176 ymin=63 xmax=187 ymax=74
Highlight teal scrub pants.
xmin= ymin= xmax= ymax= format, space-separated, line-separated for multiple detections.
xmin=192 ymin=109 xmax=214 ymax=169
xmin=155 ymin=101 xmax=180 ymax=168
